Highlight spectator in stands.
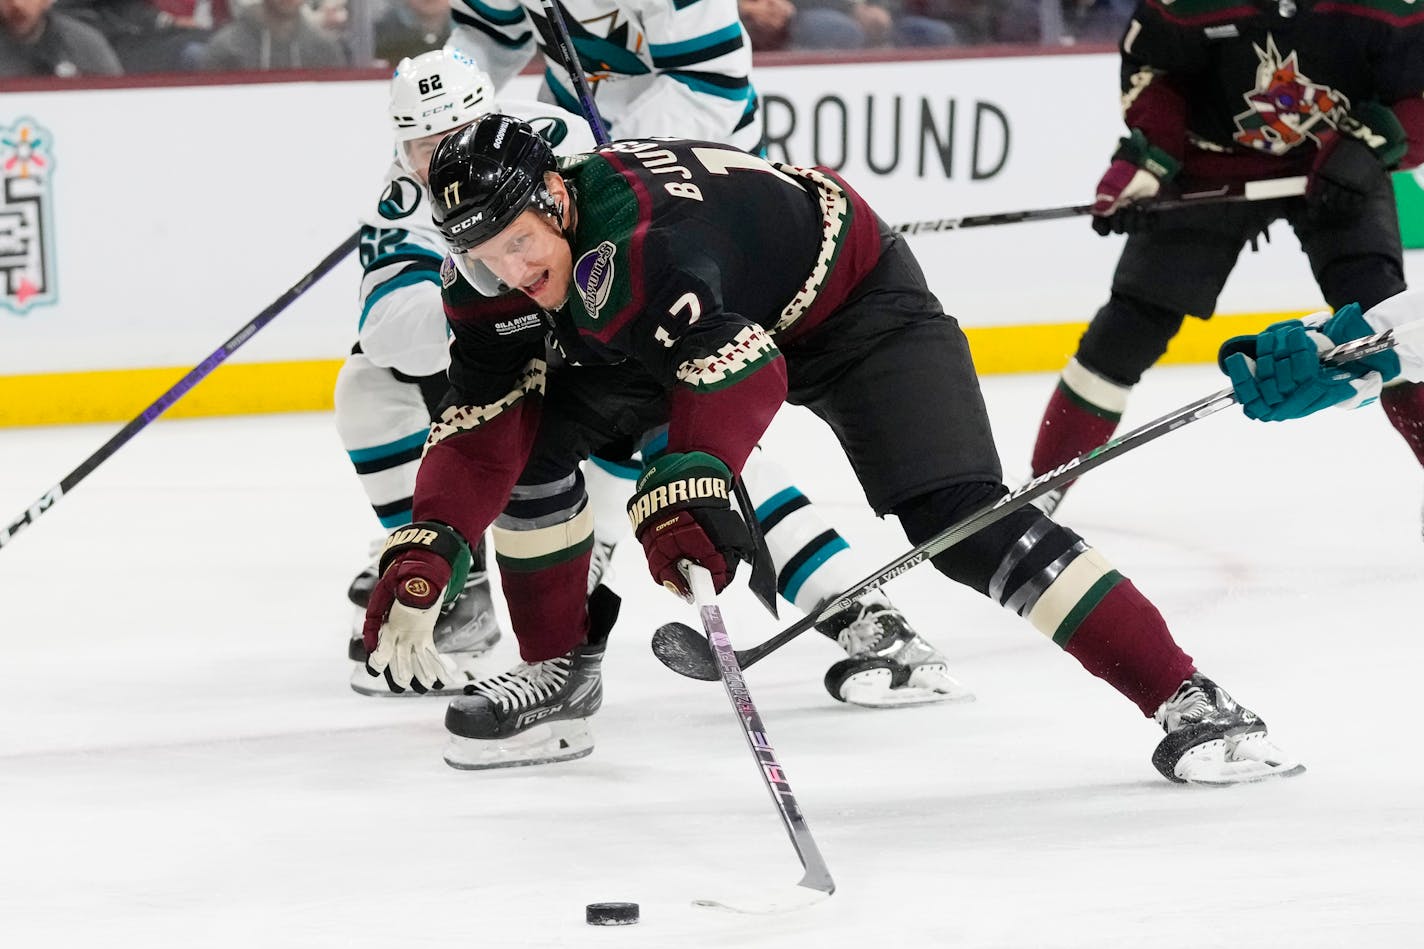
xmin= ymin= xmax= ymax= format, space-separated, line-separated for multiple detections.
xmin=374 ymin=0 xmax=448 ymax=67
xmin=1062 ymin=0 xmax=1131 ymax=44
xmin=1 ymin=0 xmax=123 ymax=75
xmin=198 ymin=0 xmax=348 ymax=70
xmin=746 ymin=0 xmax=957 ymax=50
xmin=57 ymin=0 xmax=230 ymax=72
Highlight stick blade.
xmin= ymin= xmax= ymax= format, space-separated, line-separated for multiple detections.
xmin=692 ymin=883 xmax=833 ymax=915
xmin=651 ymin=622 xmax=720 ymax=681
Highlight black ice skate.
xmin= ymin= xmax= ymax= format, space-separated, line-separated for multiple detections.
xmin=347 ymin=538 xmax=502 ymax=697
xmin=1151 ymin=673 xmax=1305 ymax=786
xmin=443 ymin=585 xmax=621 ymax=770
xmin=817 ymin=601 xmax=973 ymax=708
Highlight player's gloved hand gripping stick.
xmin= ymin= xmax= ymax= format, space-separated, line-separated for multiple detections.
xmin=653 ymin=324 xmax=1414 ymax=681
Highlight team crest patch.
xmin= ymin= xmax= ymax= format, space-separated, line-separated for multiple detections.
xmin=574 ymin=241 xmax=617 ymax=320
xmin=378 ymin=175 xmax=422 ymax=221
xmin=1 ymin=117 xmax=58 ymax=316
xmin=1232 ymin=35 xmax=1348 ymax=156
xmin=441 ymin=256 xmax=459 ymax=288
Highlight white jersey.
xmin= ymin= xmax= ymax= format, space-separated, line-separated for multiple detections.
xmin=356 ymin=99 xmax=597 ymax=376
xmin=1362 ymin=290 xmax=1424 ymax=384
xmin=445 ymin=0 xmax=759 ymax=151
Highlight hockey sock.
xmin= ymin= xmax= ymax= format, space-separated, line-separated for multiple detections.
xmin=1030 ymin=358 xmax=1130 ymax=482
xmin=584 ymin=454 xmax=637 ymax=548
xmin=898 ymin=483 xmax=1193 ymax=717
xmin=736 ymin=448 xmax=884 ymax=625
xmin=1380 ymin=381 xmax=1424 ymax=467
xmin=494 ymin=479 xmax=596 ymax=662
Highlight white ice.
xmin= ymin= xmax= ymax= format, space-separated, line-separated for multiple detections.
xmin=2 ymin=364 xmax=1421 ymax=948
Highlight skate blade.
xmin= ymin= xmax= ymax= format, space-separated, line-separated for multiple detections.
xmin=839 ymin=666 xmax=976 ymax=709
xmin=693 ymin=884 xmax=832 ymax=915
xmin=1174 ymin=735 xmax=1307 ymax=787
xmin=443 ymin=720 xmax=594 ymax=770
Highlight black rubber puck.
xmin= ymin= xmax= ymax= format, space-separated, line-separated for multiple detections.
xmin=586 ymin=901 xmax=639 ymax=926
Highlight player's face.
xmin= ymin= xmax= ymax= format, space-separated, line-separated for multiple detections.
xmin=402 ymin=127 xmax=466 ymax=185
xmin=466 ymin=210 xmax=571 ymax=309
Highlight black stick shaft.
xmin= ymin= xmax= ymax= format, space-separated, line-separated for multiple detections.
xmin=687 ymin=565 xmax=834 ymax=895
xmin=0 ymin=230 xmax=360 ymax=551
xmin=891 ymin=175 xmax=1307 ymax=235
xmin=540 ymin=0 xmax=611 ymax=146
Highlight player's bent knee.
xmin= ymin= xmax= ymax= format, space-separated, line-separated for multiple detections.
xmin=894 ymin=482 xmax=1087 ymax=602
xmin=1076 ymin=293 xmax=1186 ymax=387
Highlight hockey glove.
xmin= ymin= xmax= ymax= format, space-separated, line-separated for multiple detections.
xmin=1306 ymin=103 xmax=1407 ymax=224
xmin=627 ymin=451 xmax=753 ymax=599
xmin=362 ymin=521 xmax=473 ymax=693
xmin=1091 ymin=129 xmax=1180 ymax=237
xmin=1218 ymin=304 xmax=1400 ymax=422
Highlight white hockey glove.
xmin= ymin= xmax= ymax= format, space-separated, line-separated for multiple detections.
xmin=362 ymin=522 xmax=472 ymax=694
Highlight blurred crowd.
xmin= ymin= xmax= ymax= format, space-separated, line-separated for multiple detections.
xmin=1 ymin=0 xmax=1132 ymax=79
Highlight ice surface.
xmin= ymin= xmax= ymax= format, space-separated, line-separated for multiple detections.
xmin=2 ymin=365 xmax=1420 ymax=948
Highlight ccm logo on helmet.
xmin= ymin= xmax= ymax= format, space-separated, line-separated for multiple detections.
xmin=450 ymin=212 xmax=485 ymax=234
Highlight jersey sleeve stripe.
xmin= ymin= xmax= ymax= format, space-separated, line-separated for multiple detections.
xmin=648 ymin=24 xmax=745 ymax=67
xmin=359 ymin=269 xmax=442 ymax=330
xmin=451 ymin=0 xmax=527 ymax=27
xmin=452 ymin=9 xmax=532 ymax=47
xmin=665 ymin=70 xmax=753 ymax=102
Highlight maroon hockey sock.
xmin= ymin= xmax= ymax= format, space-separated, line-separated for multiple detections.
xmin=500 ymin=550 xmax=593 ymax=662
xmin=1060 ymin=578 xmax=1196 ymax=717
xmin=1380 ymin=382 xmax=1424 ymax=467
xmin=1031 ymin=379 xmax=1123 ymax=483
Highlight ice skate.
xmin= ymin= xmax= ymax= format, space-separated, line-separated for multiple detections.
xmin=817 ymin=600 xmax=973 ymax=708
xmin=443 ymin=585 xmax=620 ymax=769
xmin=347 ymin=541 xmax=502 ymax=697
xmin=1151 ymin=673 xmax=1305 ymax=786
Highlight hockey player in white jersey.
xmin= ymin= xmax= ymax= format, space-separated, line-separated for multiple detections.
xmin=1219 ymin=289 xmax=1424 ymax=536
xmin=336 ymin=49 xmax=599 ymax=696
xmin=445 ymin=0 xmax=760 ymax=151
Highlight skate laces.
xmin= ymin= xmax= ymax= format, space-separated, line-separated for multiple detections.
xmin=837 ymin=606 xmax=910 ymax=658
xmin=472 ymin=657 xmax=572 ymax=710
xmin=587 ymin=541 xmax=617 ymax=594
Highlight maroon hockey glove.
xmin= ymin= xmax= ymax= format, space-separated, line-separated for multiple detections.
xmin=361 ymin=522 xmax=472 ymax=693
xmin=1091 ymin=129 xmax=1180 ymax=237
xmin=627 ymin=451 xmax=753 ymax=598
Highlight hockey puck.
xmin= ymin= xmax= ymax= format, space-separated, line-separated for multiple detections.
xmin=585 ymin=902 xmax=639 ymax=926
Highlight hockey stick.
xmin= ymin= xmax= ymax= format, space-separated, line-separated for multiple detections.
xmin=539 ymin=0 xmax=611 ymax=146
xmin=652 ymin=324 xmax=1409 ymax=680
xmin=677 ymin=562 xmax=834 ymax=912
xmin=891 ymin=175 xmax=1307 ymax=235
xmin=0 ymin=229 xmax=360 ymax=551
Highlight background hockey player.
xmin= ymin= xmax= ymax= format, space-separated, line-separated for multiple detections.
xmin=446 ymin=0 xmax=975 ymax=708
xmin=445 ymin=0 xmax=760 ymax=151
xmin=363 ymin=114 xmax=1304 ymax=785
xmin=335 ymin=49 xmax=597 ymax=696
xmin=338 ymin=48 xmax=964 ymax=708
xmin=1219 ymin=288 xmax=1424 ymax=423
xmin=1027 ymin=0 xmax=1424 ymax=523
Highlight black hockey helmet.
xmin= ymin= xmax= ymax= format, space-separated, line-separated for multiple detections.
xmin=428 ymin=113 xmax=560 ymax=254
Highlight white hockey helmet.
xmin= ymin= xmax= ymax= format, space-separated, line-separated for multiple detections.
xmin=389 ymin=49 xmax=497 ymax=178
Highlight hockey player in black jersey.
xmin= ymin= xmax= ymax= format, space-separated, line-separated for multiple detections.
xmin=362 ymin=114 xmax=1305 ymax=784
xmin=1028 ymin=0 xmax=1424 ymax=526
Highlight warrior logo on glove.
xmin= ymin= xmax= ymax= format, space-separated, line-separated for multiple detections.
xmin=627 ymin=452 xmax=752 ymax=597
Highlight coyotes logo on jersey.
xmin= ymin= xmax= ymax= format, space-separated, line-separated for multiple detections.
xmin=1232 ymin=35 xmax=1348 ymax=155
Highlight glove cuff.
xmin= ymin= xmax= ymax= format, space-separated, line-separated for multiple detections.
xmin=1336 ymin=102 xmax=1409 ymax=168
xmin=377 ymin=521 xmax=472 ymax=607
xmin=627 ymin=451 xmax=734 ymax=535
xmin=1113 ymin=128 xmax=1181 ymax=182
